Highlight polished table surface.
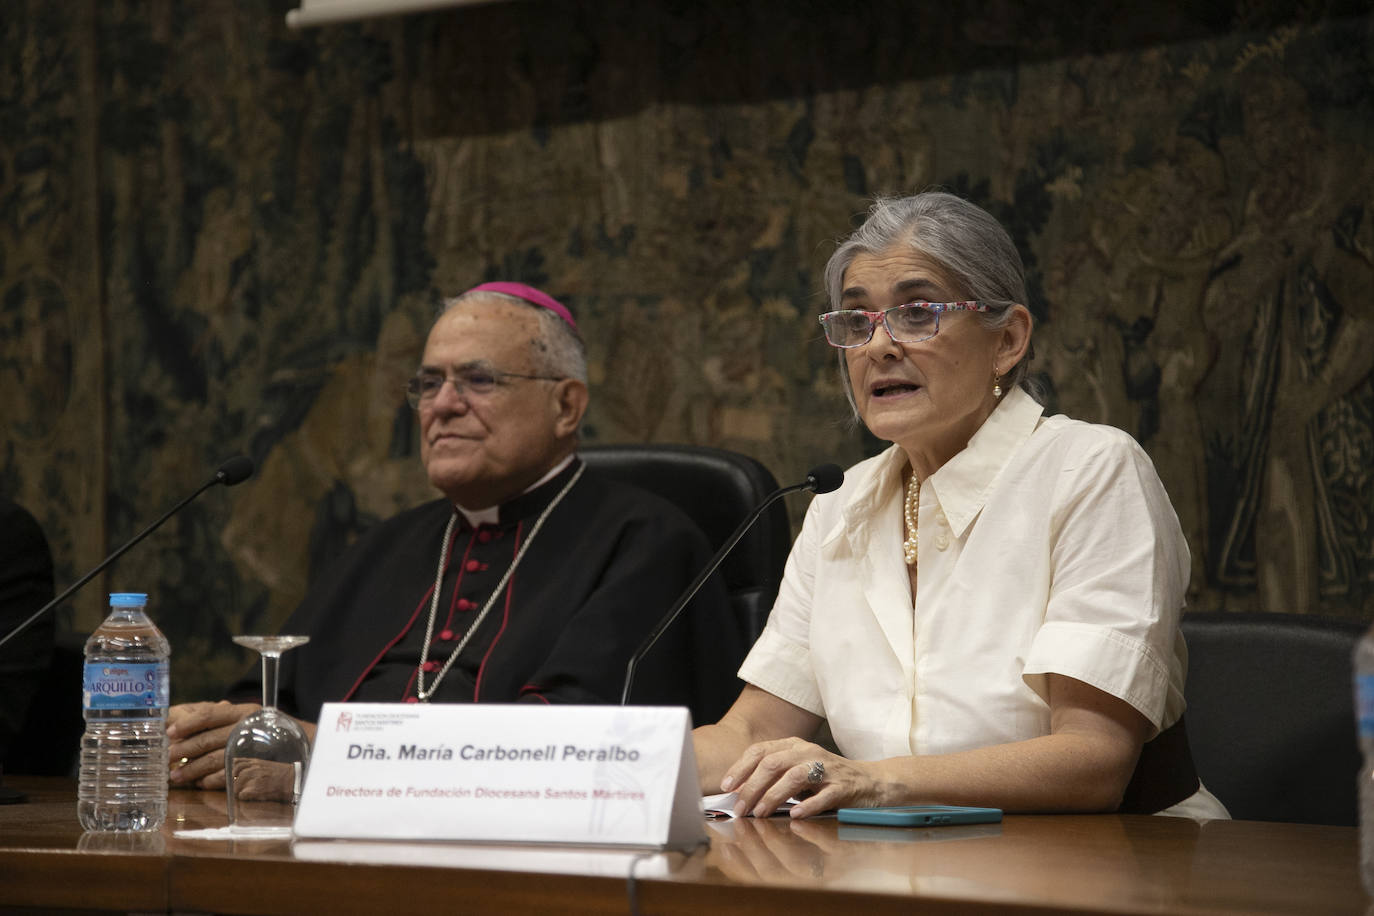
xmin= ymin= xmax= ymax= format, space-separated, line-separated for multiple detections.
xmin=0 ymin=776 xmax=1367 ymax=914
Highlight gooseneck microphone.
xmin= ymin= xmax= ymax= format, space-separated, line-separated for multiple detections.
xmin=619 ymin=463 xmax=844 ymax=706
xmin=0 ymin=456 xmax=255 ymax=651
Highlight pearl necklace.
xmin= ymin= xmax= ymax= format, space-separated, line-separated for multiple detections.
xmin=414 ymin=463 xmax=585 ymax=702
xmin=903 ymin=470 xmax=920 ymax=566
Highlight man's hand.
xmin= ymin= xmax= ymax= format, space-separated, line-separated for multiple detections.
xmin=167 ymin=700 xmax=260 ymax=790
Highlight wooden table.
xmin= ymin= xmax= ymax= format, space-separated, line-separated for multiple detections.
xmin=0 ymin=776 xmax=1366 ymax=914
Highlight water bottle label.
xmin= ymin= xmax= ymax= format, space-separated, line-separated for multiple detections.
xmin=83 ymin=661 xmax=169 ymax=710
xmin=1357 ymin=675 xmax=1374 ymax=738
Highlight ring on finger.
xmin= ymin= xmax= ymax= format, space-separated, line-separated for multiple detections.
xmin=806 ymin=760 xmax=825 ymax=784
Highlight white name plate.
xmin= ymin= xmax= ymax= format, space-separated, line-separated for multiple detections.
xmin=293 ymin=703 xmax=707 ymax=850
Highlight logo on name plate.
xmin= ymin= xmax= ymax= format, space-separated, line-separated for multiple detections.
xmin=336 ymin=710 xmax=353 ymax=732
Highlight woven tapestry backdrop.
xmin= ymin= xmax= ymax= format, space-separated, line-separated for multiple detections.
xmin=1 ymin=0 xmax=1372 ymax=700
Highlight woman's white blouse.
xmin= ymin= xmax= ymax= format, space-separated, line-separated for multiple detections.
xmin=740 ymin=386 xmax=1193 ymax=762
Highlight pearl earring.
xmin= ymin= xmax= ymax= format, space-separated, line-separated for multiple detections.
xmin=993 ymin=368 xmax=1003 ymax=399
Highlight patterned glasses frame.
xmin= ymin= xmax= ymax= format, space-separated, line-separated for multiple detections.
xmin=818 ymin=301 xmax=994 ymax=348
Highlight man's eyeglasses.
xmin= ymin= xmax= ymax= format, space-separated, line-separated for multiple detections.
xmin=818 ymin=301 xmax=994 ymax=348
xmin=405 ymin=367 xmax=561 ymax=409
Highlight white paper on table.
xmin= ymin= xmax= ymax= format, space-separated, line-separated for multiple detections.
xmin=173 ymin=826 xmax=293 ymax=841
xmin=701 ymin=791 xmax=800 ymax=818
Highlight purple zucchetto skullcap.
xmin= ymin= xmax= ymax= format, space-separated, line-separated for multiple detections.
xmin=463 ymin=281 xmax=577 ymax=333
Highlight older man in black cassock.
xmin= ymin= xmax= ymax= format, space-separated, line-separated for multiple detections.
xmin=167 ymin=283 xmax=740 ymax=792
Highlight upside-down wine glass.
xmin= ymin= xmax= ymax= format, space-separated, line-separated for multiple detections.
xmin=223 ymin=635 xmax=311 ymax=836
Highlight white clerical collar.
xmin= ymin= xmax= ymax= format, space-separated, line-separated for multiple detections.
xmin=453 ymin=453 xmax=577 ymax=528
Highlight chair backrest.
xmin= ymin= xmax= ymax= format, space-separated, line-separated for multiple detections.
xmin=580 ymin=444 xmax=791 ymax=645
xmin=8 ymin=636 xmax=83 ymax=777
xmin=1181 ymin=611 xmax=1365 ymax=825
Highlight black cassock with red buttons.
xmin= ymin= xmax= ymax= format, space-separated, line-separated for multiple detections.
xmin=230 ymin=458 xmax=743 ymax=726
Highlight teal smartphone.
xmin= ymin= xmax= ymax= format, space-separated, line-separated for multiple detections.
xmin=835 ymin=805 xmax=1003 ymax=827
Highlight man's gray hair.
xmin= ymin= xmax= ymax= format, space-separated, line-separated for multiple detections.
xmin=441 ymin=289 xmax=589 ymax=384
xmin=823 ymin=192 xmax=1040 ymax=408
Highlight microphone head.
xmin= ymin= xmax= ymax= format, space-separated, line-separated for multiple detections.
xmin=805 ymin=463 xmax=844 ymax=494
xmin=214 ymin=455 xmax=255 ymax=486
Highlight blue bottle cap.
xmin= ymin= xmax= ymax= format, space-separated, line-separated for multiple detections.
xmin=109 ymin=592 xmax=149 ymax=607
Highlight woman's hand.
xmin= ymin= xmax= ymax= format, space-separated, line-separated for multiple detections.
xmin=721 ymin=737 xmax=883 ymax=819
xmin=694 ymin=685 xmax=823 ymax=795
xmin=167 ymin=700 xmax=261 ymax=790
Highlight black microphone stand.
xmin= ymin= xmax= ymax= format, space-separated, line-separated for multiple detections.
xmin=0 ymin=459 xmax=252 ymax=653
xmin=620 ymin=465 xmax=842 ymax=707
xmin=0 ymin=458 xmax=253 ymax=804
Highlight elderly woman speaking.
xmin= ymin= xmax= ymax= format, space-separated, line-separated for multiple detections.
xmin=694 ymin=192 xmax=1227 ymax=821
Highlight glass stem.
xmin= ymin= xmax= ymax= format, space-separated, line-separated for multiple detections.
xmin=260 ymin=651 xmax=281 ymax=710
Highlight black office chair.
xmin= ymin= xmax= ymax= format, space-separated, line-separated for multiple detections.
xmin=580 ymin=444 xmax=791 ymax=646
xmin=1181 ymin=611 xmax=1365 ymax=825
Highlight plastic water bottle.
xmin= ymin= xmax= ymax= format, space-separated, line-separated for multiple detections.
xmin=78 ymin=592 xmax=170 ymax=832
xmin=1355 ymin=623 xmax=1374 ymax=894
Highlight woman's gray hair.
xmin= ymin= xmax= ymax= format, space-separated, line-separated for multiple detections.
xmin=440 ymin=289 xmax=589 ymax=384
xmin=823 ymin=192 xmax=1040 ymax=409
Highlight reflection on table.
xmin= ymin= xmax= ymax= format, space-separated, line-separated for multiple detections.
xmin=0 ymin=776 xmax=1366 ymax=915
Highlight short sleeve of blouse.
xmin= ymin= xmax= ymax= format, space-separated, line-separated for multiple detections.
xmin=1020 ymin=427 xmax=1190 ymax=734
xmin=736 ymin=497 xmax=827 ymax=717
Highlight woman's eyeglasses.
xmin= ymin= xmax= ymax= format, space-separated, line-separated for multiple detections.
xmin=818 ymin=301 xmax=993 ymax=348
